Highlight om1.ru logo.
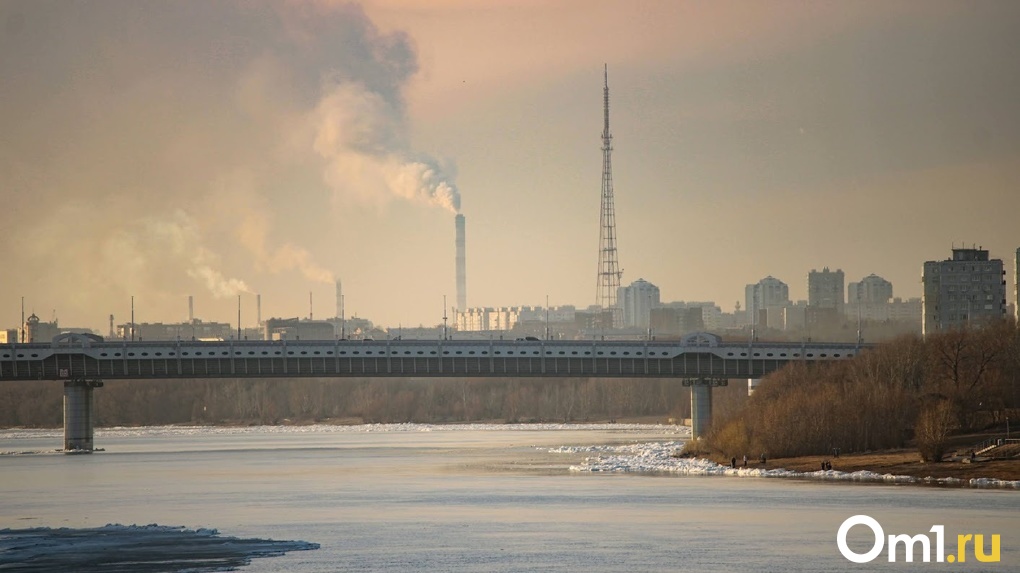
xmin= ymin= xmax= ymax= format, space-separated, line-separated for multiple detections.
xmin=837 ymin=515 xmax=1000 ymax=564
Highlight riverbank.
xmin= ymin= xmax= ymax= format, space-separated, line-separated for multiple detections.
xmin=740 ymin=450 xmax=1020 ymax=482
xmin=559 ymin=441 xmax=1020 ymax=488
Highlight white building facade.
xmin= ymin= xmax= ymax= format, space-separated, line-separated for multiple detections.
xmin=847 ymin=274 xmax=894 ymax=321
xmin=745 ymin=276 xmax=791 ymax=329
xmin=618 ymin=279 xmax=660 ymax=329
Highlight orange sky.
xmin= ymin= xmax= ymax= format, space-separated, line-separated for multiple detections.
xmin=1 ymin=0 xmax=1017 ymax=331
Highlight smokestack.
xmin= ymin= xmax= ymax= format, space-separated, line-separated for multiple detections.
xmin=309 ymin=291 xmax=313 ymax=320
xmin=335 ymin=280 xmax=342 ymax=319
xmin=256 ymin=293 xmax=262 ymax=325
xmin=188 ymin=295 xmax=194 ymax=323
xmin=455 ymin=214 xmax=466 ymax=311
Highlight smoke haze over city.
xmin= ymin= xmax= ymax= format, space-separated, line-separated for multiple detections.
xmin=1 ymin=0 xmax=1018 ymax=332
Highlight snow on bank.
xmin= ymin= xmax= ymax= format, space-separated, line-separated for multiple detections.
xmin=0 ymin=523 xmax=318 ymax=573
xmin=553 ymin=442 xmax=1020 ymax=490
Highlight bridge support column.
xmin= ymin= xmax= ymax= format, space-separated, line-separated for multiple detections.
xmin=63 ymin=379 xmax=103 ymax=453
xmin=684 ymin=378 xmax=726 ymax=440
xmin=747 ymin=378 xmax=762 ymax=396
xmin=690 ymin=384 xmax=712 ymax=440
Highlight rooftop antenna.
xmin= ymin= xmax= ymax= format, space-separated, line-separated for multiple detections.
xmin=595 ymin=64 xmax=623 ymax=327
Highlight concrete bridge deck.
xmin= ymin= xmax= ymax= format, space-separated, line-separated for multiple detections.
xmin=0 ymin=333 xmax=869 ymax=449
xmin=1 ymin=334 xmax=865 ymax=382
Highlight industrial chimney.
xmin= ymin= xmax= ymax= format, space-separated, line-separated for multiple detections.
xmin=340 ymin=279 xmax=348 ymax=318
xmin=455 ymin=214 xmax=466 ymax=311
xmin=188 ymin=295 xmax=194 ymax=323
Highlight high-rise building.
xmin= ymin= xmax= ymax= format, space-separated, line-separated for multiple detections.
xmin=618 ymin=279 xmax=660 ymax=329
xmin=808 ymin=268 xmax=845 ymax=313
xmin=847 ymin=274 xmax=894 ymax=321
xmin=848 ymin=274 xmax=893 ymax=305
xmin=922 ymin=247 xmax=1007 ymax=336
xmin=744 ymin=276 xmax=790 ymax=328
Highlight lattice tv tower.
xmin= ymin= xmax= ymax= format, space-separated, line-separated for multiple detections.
xmin=595 ymin=64 xmax=623 ymax=326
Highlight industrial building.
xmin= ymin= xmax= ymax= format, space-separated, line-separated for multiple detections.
xmin=922 ymin=247 xmax=1007 ymax=336
xmin=18 ymin=314 xmax=95 ymax=343
xmin=455 ymin=306 xmax=577 ymax=336
xmin=263 ymin=318 xmax=336 ymax=341
xmin=116 ymin=320 xmax=233 ymax=341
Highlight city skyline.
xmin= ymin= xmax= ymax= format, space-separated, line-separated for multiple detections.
xmin=2 ymin=1 xmax=1019 ymax=333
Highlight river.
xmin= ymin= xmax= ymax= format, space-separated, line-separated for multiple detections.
xmin=1 ymin=424 xmax=1017 ymax=572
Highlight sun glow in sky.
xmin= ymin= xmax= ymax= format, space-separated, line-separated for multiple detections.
xmin=1 ymin=0 xmax=1018 ymax=331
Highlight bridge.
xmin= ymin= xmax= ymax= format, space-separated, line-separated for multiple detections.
xmin=0 ymin=332 xmax=866 ymax=450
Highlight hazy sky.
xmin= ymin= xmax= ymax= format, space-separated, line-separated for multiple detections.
xmin=2 ymin=0 xmax=1019 ymax=332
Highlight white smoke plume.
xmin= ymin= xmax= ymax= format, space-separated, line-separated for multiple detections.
xmin=0 ymin=1 xmax=457 ymax=328
xmin=311 ymin=77 xmax=461 ymax=214
xmin=216 ymin=171 xmax=336 ymax=286
xmin=138 ymin=211 xmax=252 ymax=298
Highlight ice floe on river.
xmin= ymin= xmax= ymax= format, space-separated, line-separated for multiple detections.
xmin=553 ymin=441 xmax=1020 ymax=489
xmin=0 ymin=523 xmax=318 ymax=573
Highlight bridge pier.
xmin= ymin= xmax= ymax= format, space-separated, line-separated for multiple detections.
xmin=684 ymin=378 xmax=727 ymax=440
xmin=63 ymin=379 xmax=103 ymax=453
xmin=691 ymin=384 xmax=712 ymax=439
xmin=747 ymin=378 xmax=762 ymax=396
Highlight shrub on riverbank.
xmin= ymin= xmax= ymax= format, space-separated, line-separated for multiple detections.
xmin=706 ymin=320 xmax=1020 ymax=460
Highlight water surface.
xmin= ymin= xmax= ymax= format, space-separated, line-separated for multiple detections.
xmin=1 ymin=425 xmax=1017 ymax=572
